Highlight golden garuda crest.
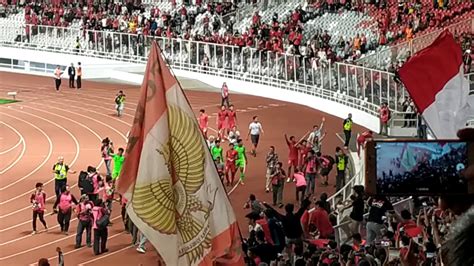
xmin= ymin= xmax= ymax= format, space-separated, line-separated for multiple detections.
xmin=131 ymin=104 xmax=216 ymax=264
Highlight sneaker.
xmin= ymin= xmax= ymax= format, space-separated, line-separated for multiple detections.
xmin=136 ymin=247 xmax=146 ymax=254
xmin=265 ymin=188 xmax=269 ymax=193
xmin=87 ymin=243 xmax=92 ymax=248
xmin=74 ymin=245 xmax=81 ymax=249
xmin=64 ymin=231 xmax=69 ymax=235
xmin=286 ymin=178 xmax=291 ymax=183
xmin=102 ymin=249 xmax=109 ymax=253
xmin=31 ymin=231 xmax=37 ymax=235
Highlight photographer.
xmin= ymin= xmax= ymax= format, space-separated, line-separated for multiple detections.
xmin=75 ymin=194 xmax=94 ymax=248
xmin=101 ymin=138 xmax=114 ymax=177
xmin=79 ymin=166 xmax=102 ymax=204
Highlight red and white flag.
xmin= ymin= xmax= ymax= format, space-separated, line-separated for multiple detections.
xmin=398 ymin=30 xmax=473 ymax=138
xmin=117 ymin=42 xmax=243 ymax=265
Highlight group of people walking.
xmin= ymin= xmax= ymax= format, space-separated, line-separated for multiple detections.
xmin=31 ymin=136 xmax=126 ymax=257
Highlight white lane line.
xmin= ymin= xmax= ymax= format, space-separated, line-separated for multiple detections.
xmin=0 ymin=114 xmax=51 ymax=191
xmin=0 ymin=122 xmax=24 ymax=155
xmin=0 ymin=216 xmax=122 ymax=260
xmin=0 ymin=121 xmax=26 ymax=174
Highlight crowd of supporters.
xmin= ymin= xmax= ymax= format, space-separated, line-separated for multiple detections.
xmin=1 ymin=0 xmax=472 ymax=72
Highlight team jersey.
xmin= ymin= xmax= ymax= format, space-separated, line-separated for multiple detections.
xmin=235 ymin=146 xmax=246 ymax=161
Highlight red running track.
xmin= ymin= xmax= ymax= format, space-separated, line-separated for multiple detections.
xmin=0 ymin=72 xmax=365 ymax=265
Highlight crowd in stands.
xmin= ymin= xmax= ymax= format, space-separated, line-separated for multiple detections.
xmin=1 ymin=0 xmax=472 ymax=73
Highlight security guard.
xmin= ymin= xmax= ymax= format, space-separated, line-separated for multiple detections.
xmin=335 ymin=147 xmax=348 ymax=191
xmin=343 ymin=113 xmax=353 ymax=148
xmin=52 ymin=156 xmax=76 ymax=200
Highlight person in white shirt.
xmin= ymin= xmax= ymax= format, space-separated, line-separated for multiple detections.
xmin=307 ymin=117 xmax=325 ymax=152
xmin=247 ymin=116 xmax=264 ymax=157
xmin=227 ymin=126 xmax=240 ymax=144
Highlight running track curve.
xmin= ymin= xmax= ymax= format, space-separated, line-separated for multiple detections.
xmin=0 ymin=72 xmax=366 ymax=265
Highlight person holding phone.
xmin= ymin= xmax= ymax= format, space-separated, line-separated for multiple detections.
xmin=30 ymin=182 xmax=48 ymax=235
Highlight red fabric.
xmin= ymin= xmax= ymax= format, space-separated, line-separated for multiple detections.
xmin=301 ymin=209 xmax=334 ymax=238
xmin=398 ymin=31 xmax=463 ymax=113
xmin=256 ymin=219 xmax=273 ymax=245
xmin=288 ymin=141 xmax=299 ymax=160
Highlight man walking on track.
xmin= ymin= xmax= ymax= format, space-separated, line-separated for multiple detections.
xmin=76 ymin=62 xmax=82 ymax=89
xmin=30 ymin=182 xmax=48 ymax=235
xmin=216 ymin=105 xmax=227 ymax=140
xmin=75 ymin=194 xmax=94 ymax=248
xmin=68 ymin=63 xmax=76 ymax=88
xmin=115 ymin=90 xmax=126 ymax=117
xmin=335 ymin=147 xmax=349 ymax=190
xmin=52 ymin=156 xmax=76 ymax=200
xmin=198 ymin=109 xmax=209 ymax=139
xmin=221 ymin=82 xmax=230 ymax=107
xmin=225 ymin=143 xmax=238 ymax=186
xmin=343 ymin=113 xmax=353 ymax=148
xmin=247 ymin=116 xmax=264 ymax=156
xmin=235 ymin=139 xmax=247 ymax=185
xmin=54 ymin=65 xmax=63 ymax=92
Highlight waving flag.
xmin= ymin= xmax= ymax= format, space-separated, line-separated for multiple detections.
xmin=117 ymin=42 xmax=243 ymax=265
xmin=398 ymin=30 xmax=474 ymax=139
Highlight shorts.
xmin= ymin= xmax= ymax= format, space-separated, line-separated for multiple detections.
xmin=236 ymin=159 xmax=246 ymax=168
xmin=226 ymin=163 xmax=236 ymax=173
xmin=217 ymin=121 xmax=225 ymax=130
xmin=200 ymin=127 xmax=208 ymax=134
xmin=116 ymin=103 xmax=124 ymax=111
xmin=112 ymin=171 xmax=120 ymax=180
xmin=250 ymin=134 xmax=259 ymax=145
xmin=228 ymin=122 xmax=236 ymax=129
xmin=288 ymin=158 xmax=298 ymax=167
xmin=321 ymin=168 xmax=331 ymax=176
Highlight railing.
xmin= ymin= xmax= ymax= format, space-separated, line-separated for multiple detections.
xmin=357 ymin=17 xmax=473 ymax=70
xmin=0 ymin=24 xmax=411 ymax=116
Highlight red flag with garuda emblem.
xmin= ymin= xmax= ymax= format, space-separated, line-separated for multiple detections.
xmin=117 ymin=41 xmax=243 ymax=265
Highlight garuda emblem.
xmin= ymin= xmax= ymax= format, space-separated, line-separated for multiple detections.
xmin=131 ymin=104 xmax=216 ymax=264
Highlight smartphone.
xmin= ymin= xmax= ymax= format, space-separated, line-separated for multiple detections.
xmin=365 ymin=139 xmax=474 ymax=196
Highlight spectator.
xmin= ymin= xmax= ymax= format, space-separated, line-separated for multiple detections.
xmin=301 ymin=200 xmax=334 ymax=239
xmin=366 ymin=195 xmax=394 ymax=245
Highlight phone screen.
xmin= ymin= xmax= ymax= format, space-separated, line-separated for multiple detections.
xmin=374 ymin=141 xmax=469 ymax=195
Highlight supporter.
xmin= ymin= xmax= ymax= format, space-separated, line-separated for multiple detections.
xmin=284 ymin=134 xmax=300 ymax=182
xmin=356 ymin=130 xmax=373 ymax=157
xmin=264 ymin=145 xmax=279 ymax=193
xmin=293 ymin=168 xmax=307 ymax=202
xmin=301 ymin=200 xmax=334 ymax=239
xmin=366 ymin=195 xmax=394 ymax=245
xmin=244 ymin=194 xmax=264 ymax=214
xmin=270 ymin=162 xmax=286 ymax=207
xmin=379 ymin=102 xmax=391 ymax=136
xmin=303 ymin=150 xmax=318 ymax=196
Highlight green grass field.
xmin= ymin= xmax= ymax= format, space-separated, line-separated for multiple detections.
xmin=0 ymin=98 xmax=19 ymax=105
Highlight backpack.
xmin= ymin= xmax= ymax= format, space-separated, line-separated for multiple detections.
xmin=79 ymin=171 xmax=95 ymax=194
xmin=96 ymin=209 xmax=110 ymax=229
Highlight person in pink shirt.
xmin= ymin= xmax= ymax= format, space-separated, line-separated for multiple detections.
xmin=75 ymin=194 xmax=94 ymax=248
xmin=221 ymin=82 xmax=230 ymax=107
xmin=379 ymin=102 xmax=391 ymax=136
xmin=293 ymin=168 xmax=307 ymax=203
xmin=53 ymin=185 xmax=78 ymax=235
xmin=92 ymin=199 xmax=109 ymax=255
xmin=198 ymin=109 xmax=209 ymax=139
xmin=30 ymin=182 xmax=48 ymax=235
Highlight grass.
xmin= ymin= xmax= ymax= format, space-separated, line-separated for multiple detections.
xmin=0 ymin=98 xmax=19 ymax=105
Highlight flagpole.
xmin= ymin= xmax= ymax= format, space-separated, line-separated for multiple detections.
xmin=153 ymin=40 xmax=250 ymax=262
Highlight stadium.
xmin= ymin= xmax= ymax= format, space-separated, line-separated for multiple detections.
xmin=0 ymin=0 xmax=472 ymax=265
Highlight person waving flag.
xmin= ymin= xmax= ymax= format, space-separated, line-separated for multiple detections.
xmin=116 ymin=42 xmax=243 ymax=265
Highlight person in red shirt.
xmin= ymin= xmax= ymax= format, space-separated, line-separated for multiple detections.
xmin=225 ymin=143 xmax=238 ymax=186
xmin=216 ymin=105 xmax=228 ymax=140
xmin=301 ymin=201 xmax=334 ymax=239
xmin=198 ymin=109 xmax=209 ymax=139
xmin=356 ymin=130 xmax=373 ymax=157
xmin=285 ymin=134 xmax=300 ymax=183
xmin=298 ymin=140 xmax=313 ymax=169
xmin=379 ymin=102 xmax=391 ymax=136
xmin=226 ymin=104 xmax=237 ymax=135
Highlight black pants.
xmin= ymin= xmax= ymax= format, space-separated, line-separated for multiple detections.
xmin=55 ymin=179 xmax=67 ymax=200
xmin=88 ymin=194 xmax=98 ymax=205
xmin=296 ymin=185 xmax=306 ymax=202
xmin=76 ymin=220 xmax=92 ymax=247
xmin=121 ymin=205 xmax=129 ymax=232
xmin=336 ymin=169 xmax=346 ymax=191
xmin=77 ymin=76 xmax=81 ymax=89
xmin=69 ymin=75 xmax=75 ymax=88
xmin=32 ymin=211 xmax=47 ymax=231
xmin=221 ymin=96 xmax=229 ymax=107
xmin=58 ymin=209 xmax=72 ymax=232
xmin=93 ymin=228 xmax=108 ymax=255
xmin=344 ymin=130 xmax=351 ymax=147
xmin=55 ymin=78 xmax=61 ymax=91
